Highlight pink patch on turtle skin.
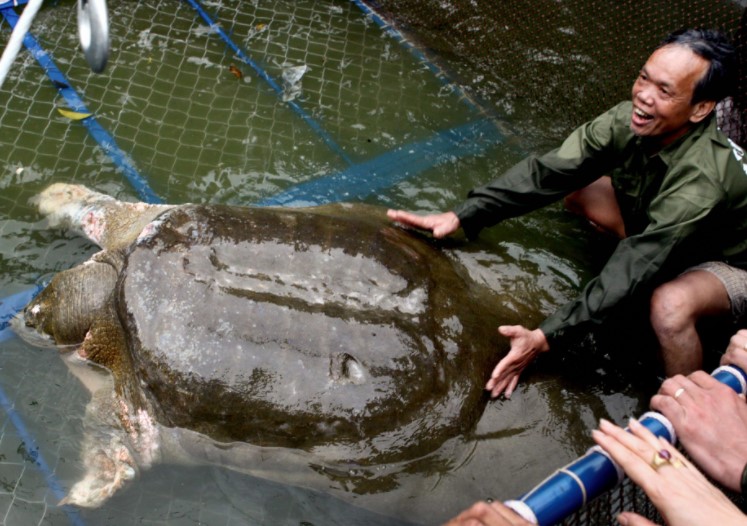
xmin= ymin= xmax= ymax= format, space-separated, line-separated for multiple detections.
xmin=117 ymin=399 xmax=159 ymax=469
xmin=81 ymin=209 xmax=107 ymax=246
xmin=77 ymin=331 xmax=94 ymax=359
xmin=131 ymin=202 xmax=152 ymax=213
xmin=136 ymin=221 xmax=159 ymax=243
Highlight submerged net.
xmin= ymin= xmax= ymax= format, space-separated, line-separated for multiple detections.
xmin=369 ymin=0 xmax=747 ymax=149
xmin=362 ymin=1 xmax=747 ymax=523
xmin=363 ymin=1 xmax=747 ymax=523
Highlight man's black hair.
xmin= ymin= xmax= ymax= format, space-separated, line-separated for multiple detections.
xmin=658 ymin=28 xmax=737 ymax=104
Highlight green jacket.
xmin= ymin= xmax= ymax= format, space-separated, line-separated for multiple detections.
xmin=454 ymin=101 xmax=747 ymax=346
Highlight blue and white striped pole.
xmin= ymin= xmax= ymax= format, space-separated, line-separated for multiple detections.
xmin=504 ymin=365 xmax=747 ymax=525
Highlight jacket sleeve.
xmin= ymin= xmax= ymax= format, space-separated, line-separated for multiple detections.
xmin=539 ymin=163 xmax=724 ymax=347
xmin=454 ymin=104 xmax=626 ymax=239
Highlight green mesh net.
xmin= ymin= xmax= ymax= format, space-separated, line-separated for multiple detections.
xmin=0 ymin=0 xmax=745 ymax=524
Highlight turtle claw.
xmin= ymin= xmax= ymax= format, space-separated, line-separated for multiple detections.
xmin=61 ymin=447 xmax=137 ymax=508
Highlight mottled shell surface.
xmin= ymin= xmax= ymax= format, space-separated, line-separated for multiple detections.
xmin=119 ymin=204 xmax=498 ymax=463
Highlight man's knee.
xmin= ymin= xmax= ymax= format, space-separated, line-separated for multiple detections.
xmin=651 ymin=270 xmax=732 ymax=334
xmin=650 ymin=282 xmax=693 ymax=332
xmin=563 ymin=178 xmax=625 ymax=238
xmin=563 ymin=191 xmax=583 ymax=215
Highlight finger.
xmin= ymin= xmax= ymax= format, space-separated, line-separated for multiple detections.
xmin=486 ymin=360 xmax=506 ymax=389
xmin=489 ymin=501 xmax=531 ymax=525
xmin=627 ymin=418 xmax=677 ymax=453
xmin=386 ymin=209 xmax=409 ymax=222
xmin=432 ymin=225 xmax=449 ymax=239
xmin=616 ymin=511 xmax=660 ymax=526
xmin=657 ymin=375 xmax=686 ymax=397
xmin=486 ymin=355 xmax=522 ymax=393
xmin=432 ymin=215 xmax=459 ymax=238
xmin=591 ymin=428 xmax=655 ymax=484
xmin=593 ymin=423 xmax=682 ymax=494
xmin=504 ymin=375 xmax=520 ymax=399
xmin=721 ymin=338 xmax=747 ymax=367
xmin=649 ymin=393 xmax=684 ymax=423
xmin=497 ymin=325 xmax=521 ymax=338
xmin=657 ymin=374 xmax=701 ymax=401
xmin=490 ymin=376 xmax=512 ymax=398
xmin=386 ymin=210 xmax=429 ymax=229
xmin=666 ymin=373 xmax=735 ymax=407
xmin=485 ymin=368 xmax=500 ymax=391
xmin=686 ymin=369 xmax=715 ymax=386
xmin=445 ymin=501 xmax=511 ymax=526
xmin=720 ymin=352 xmax=730 ymax=366
xmin=488 ymin=347 xmax=521 ymax=383
xmin=598 ymin=418 xmax=658 ymax=457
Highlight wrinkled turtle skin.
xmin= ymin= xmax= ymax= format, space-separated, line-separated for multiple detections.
xmin=19 ymin=184 xmax=504 ymax=502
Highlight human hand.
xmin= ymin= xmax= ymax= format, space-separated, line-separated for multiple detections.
xmin=386 ymin=209 xmax=460 ymax=239
xmin=485 ymin=326 xmax=549 ymax=399
xmin=592 ymin=417 xmax=746 ymax=526
xmin=442 ymin=500 xmax=533 ymax=526
xmin=651 ymin=371 xmax=747 ymax=492
xmin=721 ymin=329 xmax=747 ymax=372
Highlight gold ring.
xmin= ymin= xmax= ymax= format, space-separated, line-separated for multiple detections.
xmin=674 ymin=387 xmax=685 ymax=400
xmin=651 ymin=449 xmax=685 ymax=470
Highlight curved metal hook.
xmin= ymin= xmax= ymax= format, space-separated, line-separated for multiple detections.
xmin=78 ymin=0 xmax=109 ymax=73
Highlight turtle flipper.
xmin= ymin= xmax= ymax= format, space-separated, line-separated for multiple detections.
xmin=60 ymin=444 xmax=137 ymax=507
xmin=58 ymin=373 xmax=159 ymax=508
xmin=31 ymin=183 xmax=173 ymax=251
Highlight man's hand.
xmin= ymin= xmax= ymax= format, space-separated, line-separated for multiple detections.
xmin=720 ymin=328 xmax=747 ymax=372
xmin=386 ymin=209 xmax=460 ymax=239
xmin=485 ymin=326 xmax=549 ymax=399
xmin=651 ymin=370 xmax=747 ymax=492
xmin=443 ymin=501 xmax=532 ymax=526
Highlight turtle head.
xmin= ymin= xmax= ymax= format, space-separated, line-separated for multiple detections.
xmin=20 ymin=254 xmax=120 ymax=347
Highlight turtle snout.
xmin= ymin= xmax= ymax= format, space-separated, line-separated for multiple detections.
xmin=30 ymin=183 xmax=93 ymax=221
xmin=23 ymin=302 xmax=43 ymax=329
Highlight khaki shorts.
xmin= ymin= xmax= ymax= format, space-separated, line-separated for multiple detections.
xmin=685 ymin=261 xmax=747 ymax=319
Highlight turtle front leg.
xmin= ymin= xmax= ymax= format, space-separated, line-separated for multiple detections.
xmin=31 ymin=183 xmax=173 ymax=251
xmin=58 ymin=374 xmax=159 ymax=508
xmin=60 ymin=443 xmax=137 ymax=508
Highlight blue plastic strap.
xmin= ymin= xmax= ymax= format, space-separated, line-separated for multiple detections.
xmin=0 ymin=0 xmax=28 ymax=8
xmin=0 ymin=382 xmax=87 ymax=525
xmin=257 ymin=118 xmax=503 ymax=207
xmin=0 ymin=285 xmax=42 ymax=343
xmin=1 ymin=6 xmax=161 ymax=204
xmin=183 ymin=0 xmax=353 ymax=166
xmin=349 ymin=0 xmax=476 ymax=110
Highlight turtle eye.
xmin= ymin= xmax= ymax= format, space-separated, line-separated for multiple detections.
xmin=330 ymin=352 xmax=366 ymax=385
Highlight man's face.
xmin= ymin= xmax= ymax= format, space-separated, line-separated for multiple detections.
xmin=630 ymin=44 xmax=711 ymax=146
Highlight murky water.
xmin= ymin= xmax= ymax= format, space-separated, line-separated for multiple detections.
xmin=0 ymin=0 xmax=660 ymax=524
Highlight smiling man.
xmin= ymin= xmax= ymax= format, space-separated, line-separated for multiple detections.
xmin=387 ymin=28 xmax=747 ymax=398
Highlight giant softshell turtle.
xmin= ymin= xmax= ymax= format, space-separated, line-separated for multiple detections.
xmin=15 ymin=183 xmax=505 ymax=508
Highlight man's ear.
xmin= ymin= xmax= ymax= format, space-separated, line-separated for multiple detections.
xmin=690 ymin=100 xmax=716 ymax=124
